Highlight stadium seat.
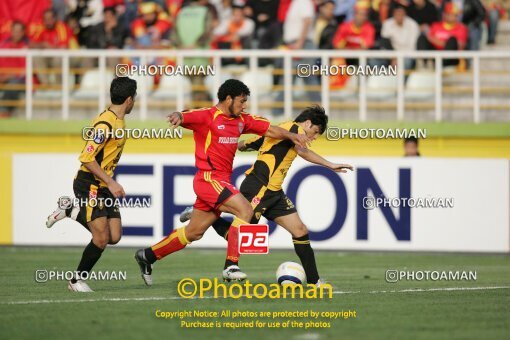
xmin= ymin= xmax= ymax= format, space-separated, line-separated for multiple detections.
xmin=150 ymin=74 xmax=191 ymax=100
xmin=34 ymin=74 xmax=75 ymax=99
xmin=239 ymin=68 xmax=274 ymax=102
xmin=366 ymin=75 xmax=397 ymax=100
xmin=126 ymin=73 xmax=154 ymax=94
xmin=330 ymin=75 xmax=358 ymax=100
xmin=405 ymin=71 xmax=435 ymax=100
xmin=72 ymin=69 xmax=114 ymax=99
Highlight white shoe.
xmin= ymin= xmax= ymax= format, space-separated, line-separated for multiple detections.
xmin=179 ymin=206 xmax=193 ymax=223
xmin=68 ymin=280 xmax=94 ymax=292
xmin=222 ymin=265 xmax=247 ymax=282
xmin=316 ymin=278 xmax=329 ymax=288
xmin=46 ymin=197 xmax=78 ymax=228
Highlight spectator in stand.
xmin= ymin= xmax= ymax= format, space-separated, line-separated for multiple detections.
xmin=369 ymin=0 xmax=396 ymax=40
xmin=377 ymin=4 xmax=420 ymax=70
xmin=244 ymin=0 xmax=280 ymax=48
xmin=173 ymin=0 xmax=215 ymax=105
xmin=130 ymin=1 xmax=172 ymax=49
xmin=30 ymin=8 xmax=78 ymax=85
xmin=211 ymin=0 xmax=233 ymax=29
xmin=213 ymin=2 xmax=255 ymax=65
xmin=273 ymin=0 xmax=321 ymax=116
xmin=333 ymin=0 xmax=357 ymax=24
xmin=333 ymin=1 xmax=375 ymax=65
xmin=66 ymin=0 xmax=106 ymax=46
xmin=0 ymin=21 xmax=28 ymax=118
xmin=485 ymin=0 xmax=503 ymax=45
xmin=417 ymin=2 xmax=468 ymax=66
xmin=67 ymin=0 xmax=105 ymax=29
xmin=87 ymin=7 xmax=130 ymax=49
xmin=441 ymin=0 xmax=485 ymax=51
xmin=408 ymin=0 xmax=439 ymax=37
xmin=314 ymin=0 xmax=338 ymax=49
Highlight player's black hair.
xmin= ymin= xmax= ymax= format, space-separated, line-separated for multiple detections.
xmin=217 ymin=79 xmax=251 ymax=101
xmin=110 ymin=77 xmax=137 ymax=105
xmin=392 ymin=3 xmax=408 ymax=15
xmin=104 ymin=7 xmax=116 ymax=15
xmin=404 ymin=136 xmax=418 ymax=145
xmin=294 ymin=105 xmax=329 ymax=134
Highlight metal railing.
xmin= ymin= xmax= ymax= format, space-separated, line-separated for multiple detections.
xmin=1 ymin=49 xmax=510 ymax=122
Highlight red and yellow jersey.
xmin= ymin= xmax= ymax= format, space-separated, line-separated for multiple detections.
xmin=0 ymin=37 xmax=28 ymax=75
xmin=428 ymin=22 xmax=468 ymax=50
xmin=181 ymin=107 xmax=270 ymax=177
xmin=333 ymin=21 xmax=375 ymax=49
xmin=29 ymin=21 xmax=78 ymax=49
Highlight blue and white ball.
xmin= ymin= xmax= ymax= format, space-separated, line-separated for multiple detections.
xmin=276 ymin=262 xmax=307 ymax=285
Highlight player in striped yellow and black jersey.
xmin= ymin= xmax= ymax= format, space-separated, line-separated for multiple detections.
xmin=45 ymin=77 xmax=137 ymax=292
xmin=180 ymin=105 xmax=353 ymax=285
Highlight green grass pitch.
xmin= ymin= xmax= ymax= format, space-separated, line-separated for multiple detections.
xmin=0 ymin=246 xmax=508 ymax=339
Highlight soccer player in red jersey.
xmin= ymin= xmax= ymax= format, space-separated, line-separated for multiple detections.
xmin=134 ymin=79 xmax=310 ymax=285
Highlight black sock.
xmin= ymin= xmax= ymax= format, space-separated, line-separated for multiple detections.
xmin=73 ymin=240 xmax=104 ymax=283
xmin=212 ymin=218 xmax=231 ymax=240
xmin=293 ymin=234 xmax=320 ymax=284
xmin=144 ymin=247 xmax=157 ymax=264
xmin=224 ymin=259 xmax=237 ymax=269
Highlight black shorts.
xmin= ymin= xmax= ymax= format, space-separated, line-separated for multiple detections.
xmin=73 ymin=175 xmax=121 ymax=225
xmin=240 ymin=174 xmax=297 ymax=223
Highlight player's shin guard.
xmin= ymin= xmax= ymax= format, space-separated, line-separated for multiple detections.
xmin=74 ymin=240 xmax=104 ymax=283
xmin=224 ymin=217 xmax=248 ymax=269
xmin=148 ymin=227 xmax=190 ymax=261
xmin=293 ymin=234 xmax=320 ymax=284
xmin=212 ymin=217 xmax=231 ymax=240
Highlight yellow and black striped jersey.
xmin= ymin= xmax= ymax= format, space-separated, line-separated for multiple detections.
xmin=77 ymin=109 xmax=126 ymax=187
xmin=244 ymin=121 xmax=304 ymax=191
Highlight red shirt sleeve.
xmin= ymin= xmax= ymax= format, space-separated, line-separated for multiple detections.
xmin=363 ymin=23 xmax=375 ymax=48
xmin=332 ymin=23 xmax=348 ymax=49
xmin=242 ymin=114 xmax=270 ymax=136
xmin=181 ymin=109 xmax=211 ymax=131
xmin=456 ymin=24 xmax=468 ymax=48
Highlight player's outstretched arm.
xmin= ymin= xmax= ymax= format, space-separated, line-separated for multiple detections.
xmin=167 ymin=111 xmax=183 ymax=127
xmin=296 ymin=147 xmax=354 ymax=173
xmin=238 ymin=135 xmax=264 ymax=152
xmin=82 ymin=161 xmax=126 ymax=197
xmin=238 ymin=140 xmax=248 ymax=151
xmin=264 ymin=125 xmax=311 ymax=148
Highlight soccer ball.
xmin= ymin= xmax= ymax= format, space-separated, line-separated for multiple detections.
xmin=276 ymin=262 xmax=306 ymax=285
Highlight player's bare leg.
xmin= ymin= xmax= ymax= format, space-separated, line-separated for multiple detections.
xmin=134 ymin=209 xmax=219 ymax=286
xmin=107 ymin=218 xmax=122 ymax=245
xmin=274 ymin=213 xmax=323 ymax=285
xmin=217 ymin=193 xmax=254 ymax=282
xmin=68 ymin=217 xmax=110 ymax=292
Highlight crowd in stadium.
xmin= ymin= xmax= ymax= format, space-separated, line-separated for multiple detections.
xmin=0 ymin=0 xmax=505 ymax=55
xmin=0 ymin=0 xmax=507 ymax=116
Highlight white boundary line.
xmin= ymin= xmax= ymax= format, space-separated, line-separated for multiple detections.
xmin=3 ymin=286 xmax=509 ymax=305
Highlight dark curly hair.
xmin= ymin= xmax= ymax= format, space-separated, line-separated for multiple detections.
xmin=110 ymin=77 xmax=137 ymax=105
xmin=217 ymin=79 xmax=251 ymax=101
xmin=294 ymin=105 xmax=328 ymax=134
